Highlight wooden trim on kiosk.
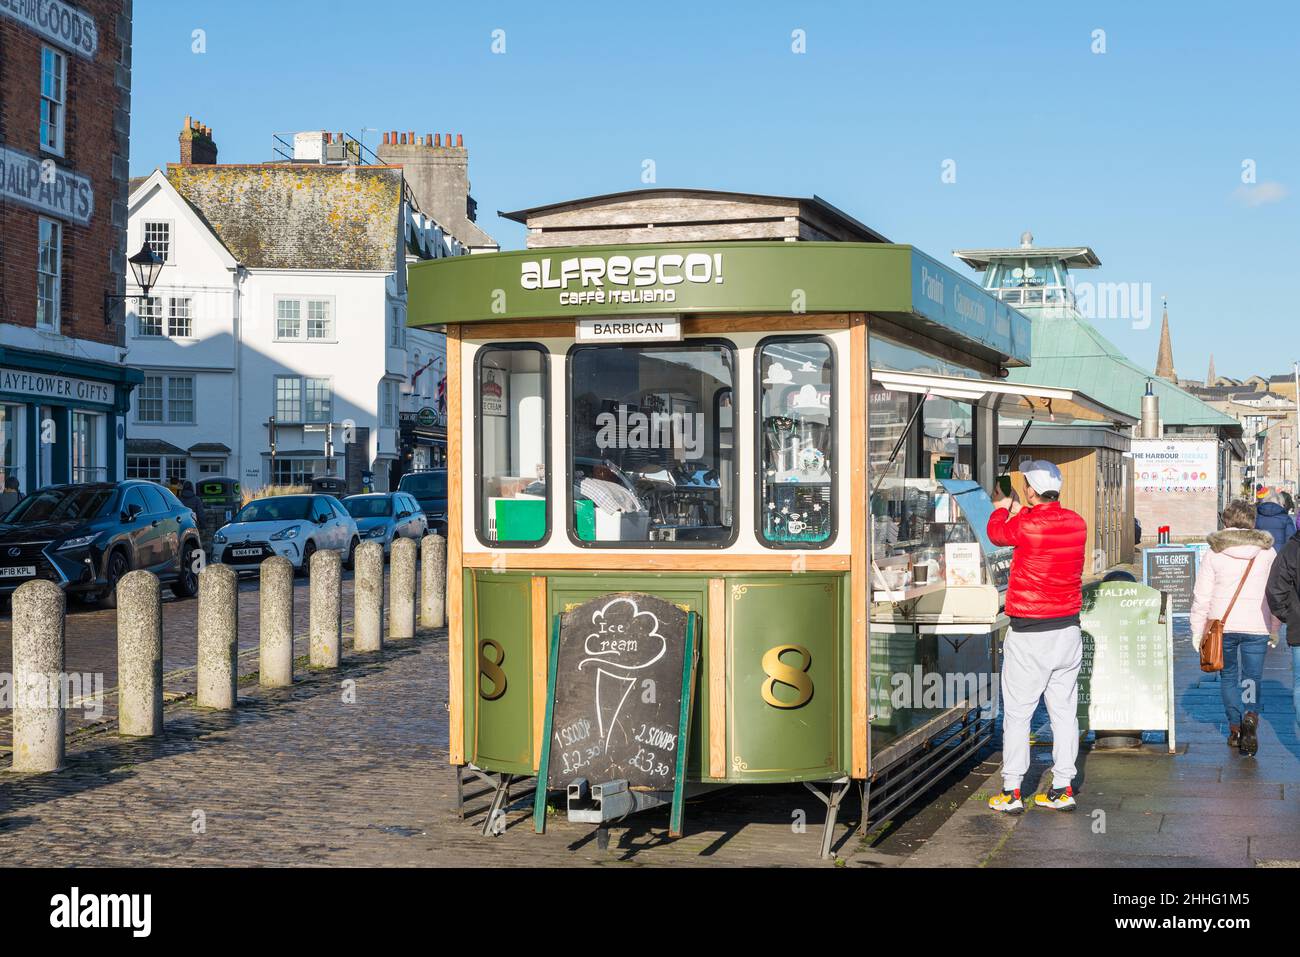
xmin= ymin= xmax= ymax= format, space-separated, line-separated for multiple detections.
xmin=447 ymin=324 xmax=465 ymax=766
xmin=461 ymin=552 xmax=850 ymax=572
xmin=460 ymin=313 xmax=855 ymax=342
xmin=850 ymin=314 xmax=869 ymax=779
xmin=531 ymin=576 xmax=548 ymax=771
xmin=708 ymin=577 xmax=727 ymax=779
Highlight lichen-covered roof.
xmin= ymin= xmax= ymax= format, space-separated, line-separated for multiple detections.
xmin=165 ymin=164 xmax=403 ymax=271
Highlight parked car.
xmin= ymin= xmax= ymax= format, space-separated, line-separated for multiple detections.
xmin=212 ymin=494 xmax=359 ymax=575
xmin=0 ymin=481 xmax=203 ymax=607
xmin=397 ymin=469 xmax=447 ymax=536
xmin=342 ymin=492 xmax=428 ymax=555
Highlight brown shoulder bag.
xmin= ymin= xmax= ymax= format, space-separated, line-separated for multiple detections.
xmin=1200 ymin=556 xmax=1256 ymax=673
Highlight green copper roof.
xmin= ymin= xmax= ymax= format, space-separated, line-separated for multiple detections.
xmin=1007 ymin=313 xmax=1237 ymax=429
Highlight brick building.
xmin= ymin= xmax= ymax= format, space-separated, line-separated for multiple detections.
xmin=0 ymin=0 xmax=141 ymax=490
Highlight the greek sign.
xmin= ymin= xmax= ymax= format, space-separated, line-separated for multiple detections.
xmin=1143 ymin=546 xmax=1199 ymax=615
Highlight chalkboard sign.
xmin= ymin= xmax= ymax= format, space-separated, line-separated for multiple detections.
xmin=534 ymin=592 xmax=699 ymax=833
xmin=1142 ymin=546 xmax=1199 ymax=615
xmin=1077 ymin=580 xmax=1175 ymax=749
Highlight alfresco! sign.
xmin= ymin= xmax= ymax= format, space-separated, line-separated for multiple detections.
xmin=521 ymin=252 xmax=724 ymax=307
xmin=0 ymin=0 xmax=98 ymax=59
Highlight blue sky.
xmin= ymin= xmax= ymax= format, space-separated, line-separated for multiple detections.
xmin=131 ymin=0 xmax=1297 ymax=381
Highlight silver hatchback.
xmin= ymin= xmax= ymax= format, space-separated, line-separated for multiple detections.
xmin=341 ymin=492 xmax=428 ymax=556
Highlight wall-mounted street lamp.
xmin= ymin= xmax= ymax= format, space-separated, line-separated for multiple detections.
xmin=103 ymin=243 xmax=166 ymax=326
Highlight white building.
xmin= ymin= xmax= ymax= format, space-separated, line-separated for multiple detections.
xmin=124 ymin=122 xmax=490 ymax=492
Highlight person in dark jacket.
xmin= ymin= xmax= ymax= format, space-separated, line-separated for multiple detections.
xmin=1264 ymin=532 xmax=1300 ymax=734
xmin=984 ymin=460 xmax=1088 ymax=815
xmin=1254 ymin=490 xmax=1292 ymax=552
xmin=179 ymin=480 xmax=205 ymax=532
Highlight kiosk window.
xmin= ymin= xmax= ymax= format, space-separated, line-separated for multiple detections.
xmin=757 ymin=337 xmax=835 ymax=547
xmin=569 ymin=341 xmax=735 ymax=547
xmin=476 ymin=344 xmax=549 ymax=546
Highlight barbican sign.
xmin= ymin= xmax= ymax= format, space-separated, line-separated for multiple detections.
xmin=0 ymin=0 xmax=98 ymax=59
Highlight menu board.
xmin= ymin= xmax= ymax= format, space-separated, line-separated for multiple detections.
xmin=542 ymin=593 xmax=697 ymax=793
xmin=1077 ymin=581 xmax=1174 ymax=744
xmin=1143 ymin=546 xmax=1199 ymax=615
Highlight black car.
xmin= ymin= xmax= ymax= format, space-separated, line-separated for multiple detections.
xmin=0 ymin=481 xmax=204 ymax=607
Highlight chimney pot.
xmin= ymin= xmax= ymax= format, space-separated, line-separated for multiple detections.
xmin=456 ymin=133 xmax=463 ymax=148
xmin=382 ymin=132 xmax=389 ymax=145
xmin=446 ymin=131 xmax=453 ymax=147
xmin=427 ymin=133 xmax=433 ymax=147
xmin=408 ymin=130 xmax=415 ymax=144
xmin=183 ymin=114 xmax=192 ymax=131
xmin=433 ymin=133 xmax=441 ymax=147
xmin=390 ymin=130 xmax=398 ymax=145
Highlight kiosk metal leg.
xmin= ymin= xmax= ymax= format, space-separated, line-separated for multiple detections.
xmin=857 ymin=779 xmax=872 ymax=836
xmin=482 ymin=773 xmax=517 ymax=836
xmin=804 ymin=777 xmax=853 ymax=860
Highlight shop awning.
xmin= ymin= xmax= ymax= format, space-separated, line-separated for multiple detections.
xmin=869 ymin=369 xmax=1137 ymax=426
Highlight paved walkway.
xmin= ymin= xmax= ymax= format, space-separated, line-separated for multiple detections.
xmin=907 ymin=622 xmax=1300 ymax=868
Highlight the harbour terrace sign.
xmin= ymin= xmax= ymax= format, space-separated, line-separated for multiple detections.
xmin=0 ymin=367 xmax=115 ymax=406
xmin=0 ymin=145 xmax=94 ymax=225
xmin=0 ymin=0 xmax=98 ymax=58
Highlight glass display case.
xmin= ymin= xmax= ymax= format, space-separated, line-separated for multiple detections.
xmin=869 ymin=477 xmax=1011 ymax=606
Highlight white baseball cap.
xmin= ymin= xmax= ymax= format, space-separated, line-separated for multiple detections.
xmin=1021 ymin=460 xmax=1063 ymax=495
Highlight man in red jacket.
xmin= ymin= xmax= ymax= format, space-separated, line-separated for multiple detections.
xmin=984 ymin=460 xmax=1088 ymax=814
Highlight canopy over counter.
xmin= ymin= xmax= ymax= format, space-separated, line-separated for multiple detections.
xmin=869 ymin=369 xmax=1138 ymax=426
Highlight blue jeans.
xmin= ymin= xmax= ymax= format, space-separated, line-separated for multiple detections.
xmin=1291 ymin=644 xmax=1300 ymax=730
xmin=1220 ymin=632 xmax=1270 ymax=726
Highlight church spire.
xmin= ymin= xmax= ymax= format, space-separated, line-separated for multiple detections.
xmin=1154 ymin=297 xmax=1176 ymax=382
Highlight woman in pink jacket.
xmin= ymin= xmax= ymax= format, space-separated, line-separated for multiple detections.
xmin=1190 ymin=500 xmax=1281 ymax=757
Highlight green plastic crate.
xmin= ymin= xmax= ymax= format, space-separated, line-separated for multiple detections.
xmin=495 ymin=498 xmax=546 ymax=542
xmin=574 ymin=499 xmax=596 ymax=541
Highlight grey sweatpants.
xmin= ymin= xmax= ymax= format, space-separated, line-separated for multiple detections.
xmin=1000 ymin=624 xmax=1083 ymax=792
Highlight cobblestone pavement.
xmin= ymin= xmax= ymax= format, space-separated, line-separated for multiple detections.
xmin=0 ymin=627 xmax=892 ymax=866
xmin=0 ymin=571 xmax=363 ymax=749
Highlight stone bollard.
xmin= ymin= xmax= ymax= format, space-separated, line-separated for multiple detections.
xmin=10 ymin=580 xmax=66 ymax=772
xmin=197 ymin=564 xmax=239 ymax=709
xmin=390 ymin=538 xmax=417 ymax=640
xmin=310 ymin=548 xmax=342 ymax=668
xmin=259 ymin=555 xmax=295 ymax=687
xmin=421 ymin=533 xmax=446 ymax=630
xmin=354 ymin=540 xmax=385 ymax=652
xmin=117 ymin=570 xmax=163 ymax=736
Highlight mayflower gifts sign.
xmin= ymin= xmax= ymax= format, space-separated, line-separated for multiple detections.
xmin=0 ymin=367 xmax=114 ymax=406
xmin=0 ymin=0 xmax=98 ymax=58
xmin=1 ymin=145 xmax=94 ymax=225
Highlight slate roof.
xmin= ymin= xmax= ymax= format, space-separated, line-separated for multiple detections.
xmin=165 ymin=164 xmax=404 ymax=271
xmin=1008 ymin=314 xmax=1239 ymax=429
xmin=126 ymin=438 xmax=188 ymax=456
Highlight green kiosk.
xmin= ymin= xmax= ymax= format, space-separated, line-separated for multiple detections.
xmin=407 ymin=189 xmax=1131 ymax=857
